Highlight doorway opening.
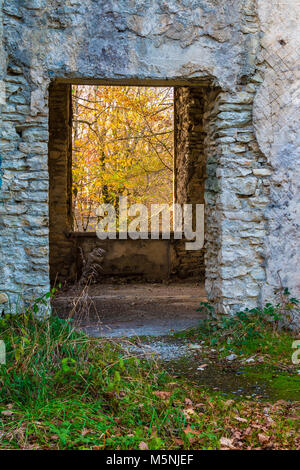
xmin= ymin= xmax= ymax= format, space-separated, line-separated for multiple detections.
xmin=72 ymin=85 xmax=174 ymax=233
xmin=49 ymin=81 xmax=213 ymax=333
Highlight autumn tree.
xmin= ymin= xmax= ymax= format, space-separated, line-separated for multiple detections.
xmin=72 ymin=85 xmax=174 ymax=231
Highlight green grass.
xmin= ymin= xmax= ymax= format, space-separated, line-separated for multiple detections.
xmin=176 ymin=326 xmax=295 ymax=365
xmin=242 ymin=366 xmax=300 ymax=401
xmin=175 ymin=297 xmax=300 ymax=365
xmin=173 ymin=297 xmax=300 ymax=408
xmin=0 ymin=297 xmax=299 ymax=450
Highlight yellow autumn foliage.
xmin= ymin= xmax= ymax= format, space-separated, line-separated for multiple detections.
xmin=72 ymin=85 xmax=174 ymax=231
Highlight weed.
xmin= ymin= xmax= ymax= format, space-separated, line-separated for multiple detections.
xmin=194 ymin=289 xmax=299 ymax=359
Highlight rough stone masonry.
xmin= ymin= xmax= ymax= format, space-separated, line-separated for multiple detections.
xmin=0 ymin=1 xmax=299 ymax=320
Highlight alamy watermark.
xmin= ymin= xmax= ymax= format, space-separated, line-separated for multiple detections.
xmin=0 ymin=340 xmax=5 ymax=365
xmin=292 ymin=340 xmax=300 ymax=365
xmin=95 ymin=197 xmax=204 ymax=251
xmin=0 ymin=80 xmax=6 ymax=106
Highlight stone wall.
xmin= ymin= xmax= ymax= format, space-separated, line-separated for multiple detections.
xmin=49 ymin=83 xmax=74 ymax=284
xmin=71 ymin=234 xmax=204 ymax=283
xmin=74 ymin=234 xmax=170 ymax=282
xmin=174 ymin=87 xmax=206 ymax=205
xmin=0 ymin=0 xmax=299 ymax=318
xmin=170 ymin=238 xmax=205 ymax=280
xmin=204 ymin=86 xmax=270 ymax=312
xmin=173 ymin=86 xmax=212 ymax=283
xmin=254 ymin=1 xmax=300 ymax=305
xmin=0 ymin=5 xmax=50 ymax=302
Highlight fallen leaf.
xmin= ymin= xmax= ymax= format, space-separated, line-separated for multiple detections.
xmin=266 ymin=417 xmax=275 ymax=426
xmin=139 ymin=441 xmax=149 ymax=450
xmin=232 ymin=431 xmax=242 ymax=440
xmin=234 ymin=416 xmax=247 ymax=423
xmin=22 ymin=444 xmax=39 ymax=450
xmin=1 ymin=410 xmax=13 ymax=416
xmin=258 ymin=433 xmax=270 ymax=445
xmin=174 ymin=438 xmax=184 ymax=446
xmin=220 ymin=437 xmax=234 ymax=449
xmin=168 ymin=382 xmax=178 ymax=388
xmin=287 ymin=414 xmax=300 ymax=421
xmin=184 ymin=398 xmax=193 ymax=406
xmin=183 ymin=425 xmax=199 ymax=443
xmin=182 ymin=408 xmax=196 ymax=418
xmin=153 ymin=391 xmax=171 ymax=400
xmin=224 ymin=399 xmax=234 ymax=408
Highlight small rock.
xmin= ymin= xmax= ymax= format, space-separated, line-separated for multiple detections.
xmin=252 ymin=168 xmax=272 ymax=177
xmin=226 ymin=354 xmax=238 ymax=361
xmin=188 ymin=344 xmax=202 ymax=350
xmin=0 ymin=293 xmax=8 ymax=305
xmin=245 ymin=357 xmax=255 ymax=363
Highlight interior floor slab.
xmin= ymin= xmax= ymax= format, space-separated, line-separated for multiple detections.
xmin=52 ymin=282 xmax=207 ymax=337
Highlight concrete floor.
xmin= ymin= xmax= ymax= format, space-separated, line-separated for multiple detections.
xmin=53 ymin=282 xmax=206 ymax=337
